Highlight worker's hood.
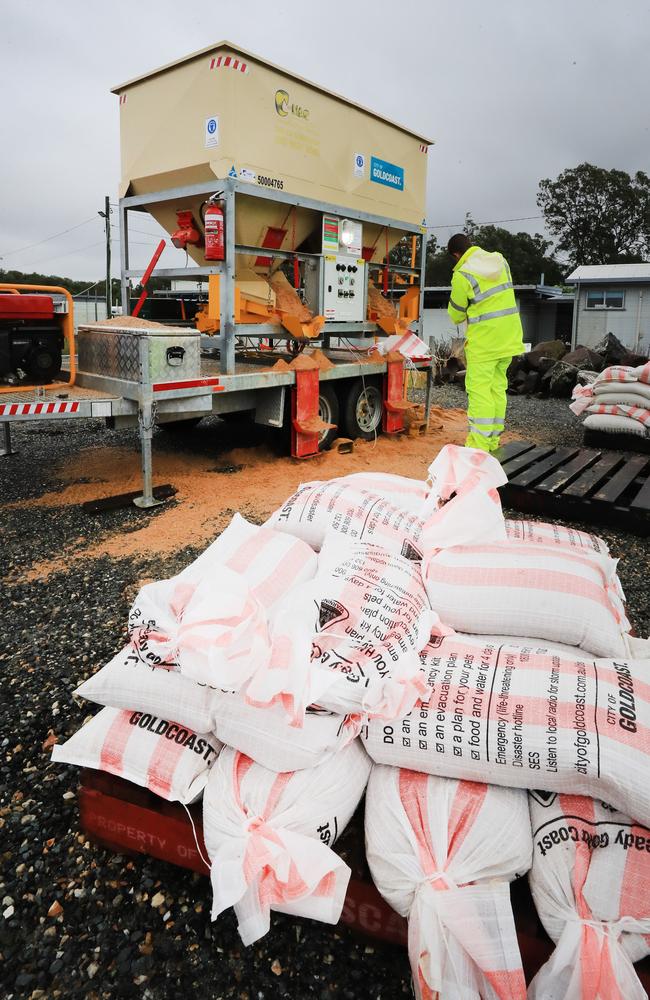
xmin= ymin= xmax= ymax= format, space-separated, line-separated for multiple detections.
xmin=463 ymin=247 xmax=506 ymax=281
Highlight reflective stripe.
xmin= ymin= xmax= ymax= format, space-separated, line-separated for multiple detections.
xmin=467 ymin=306 xmax=519 ymax=325
xmin=449 ymin=298 xmax=467 ymax=314
xmin=467 ymin=424 xmax=493 ymax=438
xmin=459 ymin=271 xmax=480 ymax=297
xmin=469 ymin=416 xmax=498 ymax=425
xmin=472 ymin=281 xmax=513 ymax=304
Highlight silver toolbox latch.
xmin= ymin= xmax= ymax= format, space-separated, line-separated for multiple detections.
xmin=166 ymin=346 xmax=185 ymax=366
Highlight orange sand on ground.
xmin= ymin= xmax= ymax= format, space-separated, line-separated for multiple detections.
xmin=14 ymin=408 xmax=479 ymax=582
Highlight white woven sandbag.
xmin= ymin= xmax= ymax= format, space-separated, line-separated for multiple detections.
xmin=419 ymin=445 xmax=508 ymax=548
xmin=75 ymin=645 xmax=220 ymax=733
xmin=328 ymin=471 xmax=429 ymax=513
xmin=175 ymin=511 xmax=318 ymax=605
xmin=126 ymin=514 xmax=317 ymax=690
xmin=130 ymin=570 xmax=271 ymax=689
xmin=362 ymin=632 xmax=650 ymax=826
xmin=584 ymin=413 xmax=648 ymax=436
xmin=268 ymin=479 xmax=425 ymax=556
xmin=594 ymin=361 xmax=650 ymax=387
xmin=212 ymin=695 xmax=361 ymax=772
xmin=203 ymin=741 xmax=371 ymax=945
xmin=366 ymin=766 xmax=530 ymax=1000
xmin=422 ymin=542 xmax=630 ymax=657
xmin=504 ymin=519 xmax=609 ymax=555
xmin=52 ymin=706 xmax=221 ymax=803
xmin=589 ymin=387 xmax=650 ymax=408
xmin=374 ymin=331 xmax=431 ymax=359
xmin=247 ymin=536 xmax=440 ymax=722
xmin=528 ymin=792 xmax=650 ymax=1000
xmin=585 ymin=402 xmax=650 ymax=429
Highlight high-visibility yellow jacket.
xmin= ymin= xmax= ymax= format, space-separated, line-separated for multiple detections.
xmin=448 ymin=246 xmax=524 ymax=362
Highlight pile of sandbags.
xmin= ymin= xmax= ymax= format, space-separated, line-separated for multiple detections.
xmin=507 ymin=333 xmax=648 ymax=399
xmin=52 ymin=443 xmax=650 ymax=997
xmin=571 ymin=359 xmax=650 ymax=438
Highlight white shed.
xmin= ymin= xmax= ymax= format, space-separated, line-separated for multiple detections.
xmin=566 ymin=264 xmax=650 ymax=356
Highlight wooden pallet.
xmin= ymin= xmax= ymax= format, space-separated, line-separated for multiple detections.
xmin=494 ymin=440 xmax=650 ymax=536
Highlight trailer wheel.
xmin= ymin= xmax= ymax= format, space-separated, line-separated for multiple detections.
xmin=318 ymin=384 xmax=340 ymax=450
xmin=25 ymin=343 xmax=62 ymax=383
xmin=342 ymin=377 xmax=383 ymax=440
xmin=159 ymin=417 xmax=203 ymax=432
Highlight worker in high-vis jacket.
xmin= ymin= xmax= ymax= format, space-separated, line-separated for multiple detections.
xmin=447 ymin=233 xmax=524 ymax=452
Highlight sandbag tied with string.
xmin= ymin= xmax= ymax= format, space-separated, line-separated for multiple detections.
xmin=128 ymin=569 xmax=271 ymax=690
xmin=202 ymin=741 xmax=371 ymax=946
xmin=419 ymin=445 xmax=508 ymax=551
xmin=126 ymin=512 xmax=318 ymax=691
xmin=246 ymin=534 xmax=442 ymax=725
xmin=365 ymin=767 xmax=531 ymax=1000
xmin=529 ymin=792 xmax=650 ymax=1000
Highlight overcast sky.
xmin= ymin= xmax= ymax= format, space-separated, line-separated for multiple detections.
xmin=1 ymin=0 xmax=648 ymax=282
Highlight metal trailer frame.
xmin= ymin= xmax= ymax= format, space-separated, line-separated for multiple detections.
xmin=118 ymin=175 xmax=428 ymax=374
xmin=1 ymin=182 xmax=433 ymax=509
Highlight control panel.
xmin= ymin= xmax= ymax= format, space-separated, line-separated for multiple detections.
xmin=323 ymin=255 xmax=366 ymax=322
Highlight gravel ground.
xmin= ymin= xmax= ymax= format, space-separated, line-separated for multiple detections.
xmin=2 ymin=397 xmax=649 ymax=999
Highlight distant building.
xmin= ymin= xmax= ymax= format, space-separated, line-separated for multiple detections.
xmin=566 ymin=264 xmax=650 ymax=355
xmin=422 ymin=284 xmax=573 ymax=348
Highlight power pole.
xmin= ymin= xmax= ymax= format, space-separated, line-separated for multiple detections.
xmin=98 ymin=196 xmax=112 ymax=318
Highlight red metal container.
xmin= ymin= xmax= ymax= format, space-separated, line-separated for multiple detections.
xmin=0 ymin=294 xmax=54 ymax=321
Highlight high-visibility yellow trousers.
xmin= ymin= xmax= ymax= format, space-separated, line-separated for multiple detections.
xmin=464 ymin=356 xmax=511 ymax=452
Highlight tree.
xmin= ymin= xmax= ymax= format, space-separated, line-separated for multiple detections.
xmin=537 ymin=163 xmax=650 ymax=267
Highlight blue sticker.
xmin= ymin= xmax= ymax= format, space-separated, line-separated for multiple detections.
xmin=370 ymin=156 xmax=404 ymax=191
xmin=207 ymin=118 xmax=217 ymax=134
xmin=228 ymin=165 xmax=238 ymax=178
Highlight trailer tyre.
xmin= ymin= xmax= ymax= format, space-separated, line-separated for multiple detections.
xmin=318 ymin=384 xmax=340 ymax=450
xmin=342 ymin=377 xmax=383 ymax=440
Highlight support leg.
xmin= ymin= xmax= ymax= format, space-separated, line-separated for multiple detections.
xmin=424 ymin=336 xmax=435 ymax=424
xmin=0 ymin=422 xmax=16 ymax=456
xmin=133 ymin=402 xmax=164 ymax=509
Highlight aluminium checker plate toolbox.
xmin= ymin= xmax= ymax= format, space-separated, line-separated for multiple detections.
xmin=78 ymin=325 xmax=201 ymax=385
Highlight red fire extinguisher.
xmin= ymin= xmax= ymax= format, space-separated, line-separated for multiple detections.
xmin=202 ymin=193 xmax=225 ymax=261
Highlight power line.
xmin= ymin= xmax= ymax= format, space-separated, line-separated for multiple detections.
xmin=30 ymin=240 xmax=105 ymax=267
xmin=1 ymin=217 xmax=98 ymax=257
xmin=426 ymin=215 xmax=544 ymax=230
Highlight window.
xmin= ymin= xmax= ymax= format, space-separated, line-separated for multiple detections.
xmin=585 ymin=288 xmax=625 ymax=309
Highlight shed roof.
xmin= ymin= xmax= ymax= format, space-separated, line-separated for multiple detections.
xmin=567 ymin=264 xmax=650 ymax=284
xmin=112 ymin=40 xmax=434 ymax=146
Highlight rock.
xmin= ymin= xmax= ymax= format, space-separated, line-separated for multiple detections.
xmin=47 ymin=900 xmax=63 ymax=918
xmin=507 ymin=355 xmax=527 ymax=380
xmin=619 ymin=350 xmax=649 ymax=367
xmin=271 ymin=959 xmax=283 ymax=976
xmin=526 ymin=354 xmax=557 ymax=375
xmin=150 ymin=891 xmax=165 ymax=908
xmin=3 ymin=905 xmax=15 ymax=919
xmin=576 ymin=369 xmax=599 ymax=386
xmin=542 ymin=361 xmax=580 ymax=398
xmin=523 ymin=371 xmax=541 ymax=394
xmin=592 ymin=332 xmax=629 ymax=365
xmin=528 ymin=339 xmax=567 ymax=361
xmin=87 ymin=962 xmax=99 ymax=980
xmin=561 ymin=347 xmax=605 ymax=372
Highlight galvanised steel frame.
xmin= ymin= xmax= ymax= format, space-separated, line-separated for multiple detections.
xmin=119 ymin=176 xmax=427 ymax=376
